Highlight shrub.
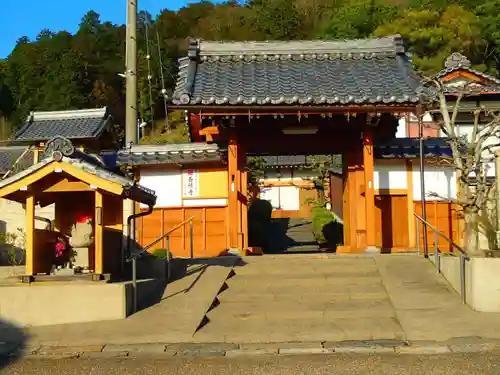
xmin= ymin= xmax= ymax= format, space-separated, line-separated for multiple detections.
xmin=152 ymin=248 xmax=169 ymax=259
xmin=248 ymin=199 xmax=273 ymax=250
xmin=312 ymin=206 xmax=343 ymax=250
xmin=0 ymin=228 xmax=26 ymax=266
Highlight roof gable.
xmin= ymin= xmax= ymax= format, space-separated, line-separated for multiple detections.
xmin=437 ymin=53 xmax=500 ymax=93
xmin=172 ymin=35 xmax=426 ymax=107
xmin=13 ymin=107 xmax=112 ymax=143
xmin=0 ymin=136 xmax=156 ymax=206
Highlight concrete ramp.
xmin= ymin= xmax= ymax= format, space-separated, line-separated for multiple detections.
xmin=25 ymin=258 xmax=238 ymax=346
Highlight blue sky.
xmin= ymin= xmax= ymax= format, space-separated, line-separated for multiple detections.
xmin=0 ymin=0 xmax=206 ymax=58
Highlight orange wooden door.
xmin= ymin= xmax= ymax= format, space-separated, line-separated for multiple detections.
xmin=137 ymin=206 xmax=228 ymax=257
xmin=375 ymin=195 xmax=409 ymax=250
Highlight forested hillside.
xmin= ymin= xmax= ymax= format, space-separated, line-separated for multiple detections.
xmin=0 ymin=0 xmax=499 ymax=144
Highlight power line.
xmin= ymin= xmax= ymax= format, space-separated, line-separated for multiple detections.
xmin=144 ymin=20 xmax=155 ymax=132
xmin=156 ymin=30 xmax=170 ymax=131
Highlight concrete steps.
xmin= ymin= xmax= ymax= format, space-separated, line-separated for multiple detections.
xmin=193 ymin=255 xmax=404 ymax=343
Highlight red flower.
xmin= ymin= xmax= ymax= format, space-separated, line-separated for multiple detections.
xmin=55 ymin=241 xmax=65 ymax=258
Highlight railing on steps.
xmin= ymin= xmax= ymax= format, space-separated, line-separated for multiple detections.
xmin=126 ymin=216 xmax=194 ymax=313
xmin=415 ymin=213 xmax=469 ymax=304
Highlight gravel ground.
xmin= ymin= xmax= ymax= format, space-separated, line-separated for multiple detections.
xmin=2 ymin=352 xmax=500 ymax=375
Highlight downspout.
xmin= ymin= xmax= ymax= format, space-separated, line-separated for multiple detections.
xmin=126 ymin=205 xmax=154 ymax=259
xmin=418 ymin=108 xmax=429 ymax=257
xmin=126 ymin=204 xmax=154 ymax=315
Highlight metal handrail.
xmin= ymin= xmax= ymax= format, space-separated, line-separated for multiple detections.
xmin=127 ymin=216 xmax=194 ymax=314
xmin=415 ymin=213 xmax=469 ymax=304
xmin=143 ymin=216 xmax=194 ymax=254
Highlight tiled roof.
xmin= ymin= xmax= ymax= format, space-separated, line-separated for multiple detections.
xmin=261 ymin=155 xmax=342 ymax=170
xmin=0 ymin=146 xmax=33 ymax=175
xmin=172 ymin=35 xmax=426 ymax=107
xmin=437 ymin=53 xmax=500 ymax=87
xmin=117 ymin=143 xmax=223 ymax=166
xmin=375 ymin=138 xmax=452 ymax=159
xmin=13 ymin=107 xmax=112 ymax=142
xmin=0 ymin=137 xmax=156 ymax=206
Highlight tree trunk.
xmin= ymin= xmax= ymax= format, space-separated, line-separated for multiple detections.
xmin=464 ymin=208 xmax=483 ymax=257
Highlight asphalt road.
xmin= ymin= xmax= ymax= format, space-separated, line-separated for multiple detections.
xmin=2 ymin=353 xmax=500 ymax=375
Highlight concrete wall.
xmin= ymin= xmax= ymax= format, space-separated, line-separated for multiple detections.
xmin=0 ymin=199 xmax=54 ymax=238
xmin=432 ymin=255 xmax=500 ymax=312
xmin=0 ymin=282 xmax=128 ymax=326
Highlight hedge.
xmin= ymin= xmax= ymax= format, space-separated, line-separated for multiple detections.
xmin=311 ymin=206 xmax=343 ymax=250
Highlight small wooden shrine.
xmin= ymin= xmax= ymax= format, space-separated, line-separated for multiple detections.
xmin=0 ymin=136 xmax=156 ymax=281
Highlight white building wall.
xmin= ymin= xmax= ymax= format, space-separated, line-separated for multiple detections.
xmin=139 ymin=169 xmax=183 ymax=208
xmin=0 ymin=199 xmax=54 ymax=246
xmin=412 ymin=165 xmax=457 ymax=201
xmin=374 ymin=163 xmax=407 ymax=190
xmin=396 ymin=118 xmax=407 ymax=138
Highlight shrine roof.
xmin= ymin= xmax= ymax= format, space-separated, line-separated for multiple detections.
xmin=117 ymin=143 xmax=223 ymax=166
xmin=171 ymin=35 xmax=426 ymax=107
xmin=0 ymin=137 xmax=156 ymax=206
xmin=12 ymin=107 xmax=112 ymax=143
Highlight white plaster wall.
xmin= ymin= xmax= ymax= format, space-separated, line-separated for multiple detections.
xmin=183 ymin=198 xmax=228 ymax=207
xmin=139 ymin=169 xmax=182 ymax=208
xmin=439 ymin=123 xmax=498 ymax=177
xmin=396 ymin=118 xmax=407 ymax=138
xmin=259 ymin=186 xmax=300 ymax=211
xmin=374 ymin=164 xmax=407 ymax=190
xmin=412 ymin=165 xmax=457 ymax=201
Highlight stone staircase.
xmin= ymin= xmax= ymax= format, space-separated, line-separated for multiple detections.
xmin=193 ymin=255 xmax=404 ymax=343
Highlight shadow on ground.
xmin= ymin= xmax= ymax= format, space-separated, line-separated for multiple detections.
xmin=135 ymin=255 xmax=246 ymax=312
xmin=0 ymin=319 xmax=28 ymax=369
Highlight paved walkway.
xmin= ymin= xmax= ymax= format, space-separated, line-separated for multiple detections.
xmin=5 ymin=352 xmax=500 ymax=375
xmin=6 ymin=254 xmax=500 ymax=348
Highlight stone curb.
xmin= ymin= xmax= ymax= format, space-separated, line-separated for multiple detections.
xmin=3 ymin=339 xmax=500 ymax=359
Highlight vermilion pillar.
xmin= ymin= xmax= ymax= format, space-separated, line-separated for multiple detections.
xmin=228 ymin=134 xmax=239 ymax=249
xmin=363 ymin=127 xmax=378 ymax=252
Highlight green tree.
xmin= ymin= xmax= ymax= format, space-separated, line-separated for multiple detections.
xmin=320 ymin=0 xmax=400 ymax=40
xmin=373 ymin=5 xmax=487 ymax=74
xmin=251 ymin=0 xmax=305 ymax=39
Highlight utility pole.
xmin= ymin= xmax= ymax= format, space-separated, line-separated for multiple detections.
xmin=123 ymin=0 xmax=138 ymax=263
xmin=495 ymin=151 xmax=500 ymax=246
xmin=125 ymin=0 xmax=138 ymax=145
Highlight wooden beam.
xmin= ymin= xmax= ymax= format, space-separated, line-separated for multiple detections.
xmin=179 ymin=104 xmax=419 ymax=115
xmin=375 ymin=188 xmax=408 ymax=195
xmin=363 ymin=127 xmax=377 ymax=251
xmin=94 ymin=190 xmax=104 ymax=275
xmin=25 ymin=194 xmax=35 ymax=276
xmin=199 ymin=126 xmax=220 ymax=143
xmin=43 ymin=179 xmax=93 ymax=193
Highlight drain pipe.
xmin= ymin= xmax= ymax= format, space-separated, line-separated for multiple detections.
xmin=126 ymin=205 xmax=154 ymax=259
xmin=126 ymin=205 xmax=154 ymax=314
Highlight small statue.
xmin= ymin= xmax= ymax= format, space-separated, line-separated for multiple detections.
xmin=69 ymin=212 xmax=94 ymax=272
xmin=51 ymin=235 xmax=73 ymax=275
